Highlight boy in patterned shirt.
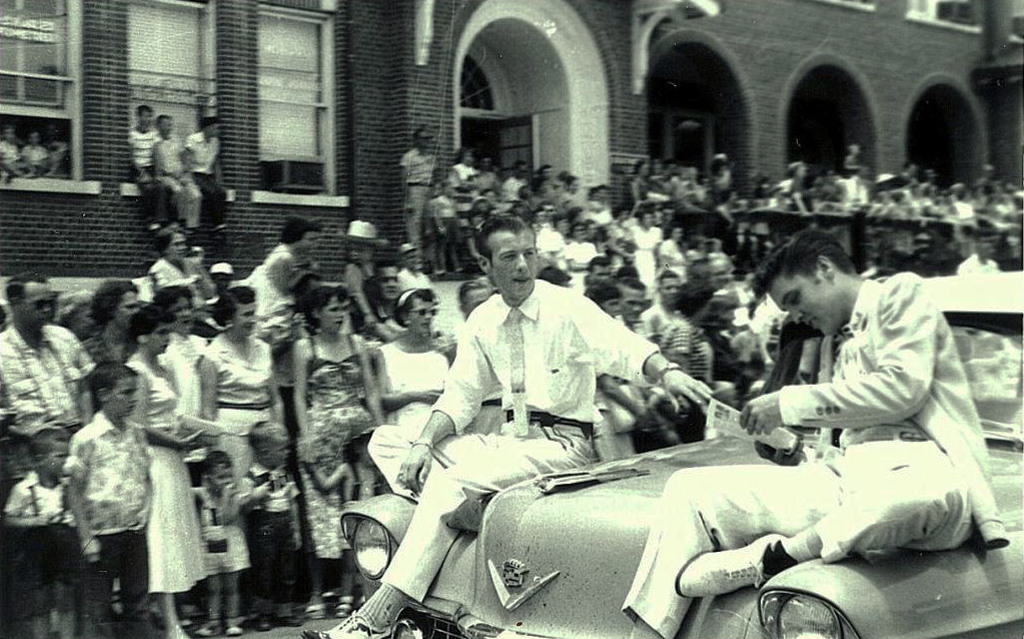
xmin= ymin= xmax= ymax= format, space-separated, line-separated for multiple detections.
xmin=3 ymin=428 xmax=78 ymax=639
xmin=66 ymin=363 xmax=152 ymax=639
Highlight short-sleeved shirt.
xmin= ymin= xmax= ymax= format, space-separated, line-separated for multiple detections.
xmin=3 ymin=471 xmax=75 ymax=526
xmin=400 ymin=148 xmax=435 ymax=185
xmin=129 ymin=128 xmax=160 ymax=170
xmin=0 ymin=326 xmax=94 ymax=436
xmin=203 ymin=334 xmax=274 ymax=407
xmin=185 ymin=132 xmax=219 ymax=174
xmin=66 ymin=412 xmax=151 ymax=535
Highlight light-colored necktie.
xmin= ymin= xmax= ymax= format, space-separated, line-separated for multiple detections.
xmin=506 ymin=307 xmax=529 ymax=437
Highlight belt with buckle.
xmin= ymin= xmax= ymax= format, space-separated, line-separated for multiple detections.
xmin=504 ymin=410 xmax=593 ymax=437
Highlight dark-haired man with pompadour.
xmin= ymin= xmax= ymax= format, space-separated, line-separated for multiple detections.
xmin=621 ymin=229 xmax=1007 ymax=639
xmin=306 ymin=215 xmax=713 ymax=639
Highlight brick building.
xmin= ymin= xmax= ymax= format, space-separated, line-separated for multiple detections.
xmin=1 ymin=0 xmax=1020 ymax=279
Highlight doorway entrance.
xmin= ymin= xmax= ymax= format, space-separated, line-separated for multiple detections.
xmin=461 ymin=115 xmax=533 ymax=172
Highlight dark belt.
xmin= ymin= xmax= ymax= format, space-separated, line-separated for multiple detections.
xmin=218 ymin=401 xmax=272 ymax=411
xmin=481 ymin=398 xmax=502 ymax=408
xmin=504 ymin=410 xmax=593 ymax=438
xmin=407 ymin=182 xmax=429 ymax=187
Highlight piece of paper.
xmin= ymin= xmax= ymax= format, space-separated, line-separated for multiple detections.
xmin=706 ymin=398 xmax=799 ymax=452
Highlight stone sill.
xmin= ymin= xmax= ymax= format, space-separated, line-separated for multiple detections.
xmin=250 ymin=190 xmax=350 ymax=208
xmin=798 ymin=0 xmax=875 ymax=13
xmin=905 ymin=13 xmax=982 ymax=34
xmin=120 ymin=183 xmax=236 ymax=202
xmin=0 ymin=178 xmax=102 ymax=195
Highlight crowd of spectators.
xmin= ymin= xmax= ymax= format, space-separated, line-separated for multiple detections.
xmin=1 ymin=132 xmax=1022 ymax=638
xmin=0 ymin=121 xmax=70 ymax=181
xmin=402 ymin=138 xmax=1022 ymax=282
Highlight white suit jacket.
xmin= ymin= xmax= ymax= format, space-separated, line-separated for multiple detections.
xmin=779 ymin=273 xmax=1007 ymax=547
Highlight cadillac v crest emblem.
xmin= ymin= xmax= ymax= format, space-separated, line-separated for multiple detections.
xmin=502 ymin=559 xmax=529 ymax=588
xmin=488 ymin=558 xmax=560 ymax=611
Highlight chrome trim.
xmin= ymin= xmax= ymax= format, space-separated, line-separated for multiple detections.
xmin=759 ymin=589 xmax=861 ymax=639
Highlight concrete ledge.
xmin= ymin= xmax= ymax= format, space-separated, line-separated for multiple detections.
xmin=905 ymin=13 xmax=981 ymax=34
xmin=120 ymin=182 xmax=236 ymax=202
xmin=797 ymin=0 xmax=875 ymax=12
xmin=1 ymin=178 xmax=102 ymax=195
xmin=250 ymin=190 xmax=350 ymax=208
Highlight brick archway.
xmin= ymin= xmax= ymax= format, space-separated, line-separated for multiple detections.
xmin=903 ymin=74 xmax=986 ymax=186
xmin=647 ymin=28 xmax=755 ymax=190
xmin=781 ymin=54 xmax=879 ymax=178
xmin=453 ymin=0 xmax=610 ymax=187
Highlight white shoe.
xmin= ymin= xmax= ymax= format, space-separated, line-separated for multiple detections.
xmin=676 ymin=534 xmax=785 ymax=597
xmin=301 ymin=615 xmax=389 ymax=639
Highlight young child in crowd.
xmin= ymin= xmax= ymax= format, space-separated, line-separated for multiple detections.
xmin=3 ymin=428 xmax=78 ymax=639
xmin=195 ymin=450 xmax=250 ymax=637
xmin=242 ymin=421 xmax=302 ymax=631
xmin=428 ymin=182 xmax=460 ymax=274
xmin=66 ymin=363 xmax=153 ymax=639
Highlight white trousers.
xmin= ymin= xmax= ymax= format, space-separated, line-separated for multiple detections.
xmin=160 ymin=175 xmax=202 ymax=228
xmin=368 ymin=422 xmax=594 ymax=601
xmin=622 ymin=441 xmax=972 ymax=639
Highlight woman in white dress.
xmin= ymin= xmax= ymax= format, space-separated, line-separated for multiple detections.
xmin=632 ymin=203 xmax=664 ymax=289
xmin=369 ymin=289 xmax=453 ymax=497
xmin=128 ymin=305 xmax=208 ymax=639
xmin=377 ymin=289 xmax=450 ymax=440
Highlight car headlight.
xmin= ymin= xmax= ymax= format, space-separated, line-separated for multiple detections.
xmin=351 ymin=518 xmax=392 ymax=580
xmin=760 ymin=591 xmax=859 ymax=639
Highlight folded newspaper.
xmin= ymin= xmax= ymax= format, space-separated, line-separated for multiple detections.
xmin=706 ymin=398 xmax=799 ymax=453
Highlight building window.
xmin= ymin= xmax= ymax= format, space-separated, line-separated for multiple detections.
xmin=461 ymin=56 xmax=494 ymax=111
xmin=0 ymin=0 xmax=80 ymax=179
xmin=907 ymin=0 xmax=977 ymax=26
xmin=127 ymin=0 xmax=215 ymax=142
xmin=258 ymin=8 xmax=334 ymax=194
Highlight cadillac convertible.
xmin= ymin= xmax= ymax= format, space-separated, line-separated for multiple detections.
xmin=340 ymin=272 xmax=1024 ymax=639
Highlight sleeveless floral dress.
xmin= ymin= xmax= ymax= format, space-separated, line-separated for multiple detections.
xmin=298 ymin=336 xmax=376 ymax=559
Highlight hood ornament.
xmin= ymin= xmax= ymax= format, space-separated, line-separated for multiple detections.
xmin=488 ymin=558 xmax=559 ymax=611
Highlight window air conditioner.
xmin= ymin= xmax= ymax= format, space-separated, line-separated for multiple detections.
xmin=260 ymin=160 xmax=324 ymax=193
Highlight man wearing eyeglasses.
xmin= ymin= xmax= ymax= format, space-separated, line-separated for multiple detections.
xmin=1 ymin=273 xmax=94 ymax=438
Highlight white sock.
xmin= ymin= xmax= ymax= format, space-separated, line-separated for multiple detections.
xmin=351 ymin=583 xmax=408 ymax=628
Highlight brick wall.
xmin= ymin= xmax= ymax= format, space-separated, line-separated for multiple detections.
xmin=0 ymin=0 xmax=1016 ymax=279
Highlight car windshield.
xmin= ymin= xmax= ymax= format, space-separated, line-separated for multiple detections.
xmin=950 ymin=323 xmax=1023 ymax=440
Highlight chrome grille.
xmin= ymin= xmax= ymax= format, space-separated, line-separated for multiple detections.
xmin=397 ymin=609 xmax=466 ymax=639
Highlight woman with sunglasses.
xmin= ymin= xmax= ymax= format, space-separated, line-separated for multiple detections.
xmin=368 ymin=289 xmax=453 ymax=495
xmin=379 ymin=289 xmax=448 ymax=420
xmin=293 ymin=285 xmax=383 ymax=619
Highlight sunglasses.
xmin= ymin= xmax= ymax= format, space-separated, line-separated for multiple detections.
xmin=380 ymin=276 xmax=399 ymax=282
xmin=414 ymin=307 xmax=439 ymax=318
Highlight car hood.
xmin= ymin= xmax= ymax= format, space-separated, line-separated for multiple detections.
xmin=460 ymin=438 xmax=769 ymax=638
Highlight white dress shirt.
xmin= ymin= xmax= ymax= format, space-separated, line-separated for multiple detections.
xmin=433 ymin=280 xmax=657 ymax=433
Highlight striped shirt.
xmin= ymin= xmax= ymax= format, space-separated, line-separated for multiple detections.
xmin=129 ymin=128 xmax=160 ymax=170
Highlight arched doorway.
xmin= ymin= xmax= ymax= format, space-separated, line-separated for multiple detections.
xmin=906 ymin=83 xmax=981 ymax=186
xmin=786 ymin=64 xmax=876 ymax=177
xmin=453 ymin=0 xmax=610 ymax=187
xmin=647 ymin=33 xmax=751 ymax=187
